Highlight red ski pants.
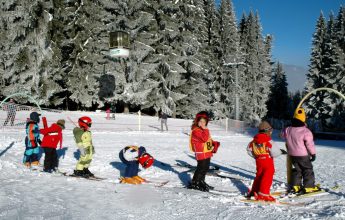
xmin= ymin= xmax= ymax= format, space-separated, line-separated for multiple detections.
xmin=251 ymin=157 xmax=275 ymax=195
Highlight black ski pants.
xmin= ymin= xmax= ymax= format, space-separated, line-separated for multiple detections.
xmin=43 ymin=148 xmax=58 ymax=170
xmin=291 ymin=156 xmax=315 ymax=188
xmin=192 ymin=158 xmax=210 ymax=183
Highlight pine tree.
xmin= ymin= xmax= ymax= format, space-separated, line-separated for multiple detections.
xmin=305 ymin=13 xmax=328 ymax=125
xmin=218 ymin=0 xmax=240 ymax=118
xmin=197 ymin=0 xmax=221 ymax=118
xmin=0 ymin=0 xmax=58 ymax=104
xmin=174 ymin=0 xmax=209 ymax=118
xmin=238 ymin=11 xmax=272 ymax=125
xmin=266 ymin=62 xmax=289 ymax=119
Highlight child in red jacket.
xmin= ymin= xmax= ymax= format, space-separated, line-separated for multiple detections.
xmin=188 ymin=111 xmax=220 ymax=192
xmin=247 ymin=121 xmax=286 ymax=201
xmin=40 ymin=119 xmax=65 ymax=173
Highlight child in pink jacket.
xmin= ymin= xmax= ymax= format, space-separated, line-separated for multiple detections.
xmin=282 ymin=108 xmax=319 ymax=194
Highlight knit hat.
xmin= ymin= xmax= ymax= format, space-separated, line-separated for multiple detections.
xmin=293 ymin=108 xmax=306 ymax=123
xmin=195 ymin=111 xmax=209 ymax=125
xmin=258 ymin=121 xmax=272 ymax=133
xmin=56 ymin=119 xmax=65 ymax=129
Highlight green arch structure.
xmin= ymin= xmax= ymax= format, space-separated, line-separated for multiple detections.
xmin=297 ymin=87 xmax=345 ymax=109
xmin=0 ymin=92 xmax=42 ymax=112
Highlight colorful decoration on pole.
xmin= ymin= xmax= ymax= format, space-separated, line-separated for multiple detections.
xmin=286 ymin=87 xmax=345 ymax=185
xmin=109 ymin=31 xmax=130 ymax=58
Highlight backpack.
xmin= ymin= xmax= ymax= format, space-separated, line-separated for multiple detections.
xmin=73 ymin=127 xmax=84 ymax=144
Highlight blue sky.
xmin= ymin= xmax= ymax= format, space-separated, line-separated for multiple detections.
xmin=216 ymin=0 xmax=344 ymax=68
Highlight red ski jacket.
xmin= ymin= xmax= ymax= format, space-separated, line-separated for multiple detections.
xmin=248 ymin=133 xmax=272 ymax=159
xmin=190 ymin=126 xmax=215 ymax=160
xmin=40 ymin=123 xmax=63 ymax=149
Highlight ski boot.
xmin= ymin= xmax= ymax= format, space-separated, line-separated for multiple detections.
xmin=24 ymin=162 xmax=31 ymax=168
xmin=201 ymin=180 xmax=214 ymax=190
xmin=30 ymin=161 xmax=40 ymax=170
xmin=245 ymin=189 xmax=255 ymax=199
xmin=74 ymin=169 xmax=86 ymax=177
xmin=120 ymin=177 xmax=141 ymax=184
xmin=188 ymin=181 xmax=209 ymax=192
xmin=302 ymin=186 xmax=321 ymax=194
xmin=254 ymin=192 xmax=276 ymax=202
xmin=288 ymin=185 xmax=301 ymax=195
xmin=43 ymin=168 xmax=53 ymax=173
xmin=132 ymin=175 xmax=146 ymax=183
xmin=83 ymin=168 xmax=94 ymax=177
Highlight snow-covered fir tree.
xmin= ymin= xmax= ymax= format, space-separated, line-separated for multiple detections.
xmin=104 ymin=0 xmax=161 ymax=113
xmin=195 ymin=0 xmax=222 ymax=118
xmin=174 ymin=0 xmax=209 ymax=118
xmin=305 ymin=13 xmax=328 ymax=124
xmin=218 ymin=0 xmax=240 ymax=118
xmin=0 ymin=0 xmax=58 ymax=105
xmin=306 ymin=7 xmax=345 ymax=130
xmin=238 ymin=11 xmax=272 ymax=125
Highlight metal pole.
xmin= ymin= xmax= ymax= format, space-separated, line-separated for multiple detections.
xmin=235 ymin=66 xmax=239 ymax=120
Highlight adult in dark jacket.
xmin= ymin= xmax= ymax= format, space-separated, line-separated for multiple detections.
xmin=40 ymin=119 xmax=65 ymax=172
xmin=3 ymin=98 xmax=16 ymax=126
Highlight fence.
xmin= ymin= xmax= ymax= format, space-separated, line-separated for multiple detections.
xmin=211 ymin=117 xmax=247 ymax=134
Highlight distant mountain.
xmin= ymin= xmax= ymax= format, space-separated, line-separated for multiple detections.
xmin=282 ymin=64 xmax=308 ymax=92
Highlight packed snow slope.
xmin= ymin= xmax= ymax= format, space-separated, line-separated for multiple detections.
xmin=0 ymin=111 xmax=345 ymax=220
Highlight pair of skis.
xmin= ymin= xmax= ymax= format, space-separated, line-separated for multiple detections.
xmin=163 ymin=161 xmax=245 ymax=181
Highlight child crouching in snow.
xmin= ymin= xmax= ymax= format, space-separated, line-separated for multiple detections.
xmin=119 ymin=146 xmax=154 ymax=184
xmin=247 ymin=121 xmax=286 ymax=201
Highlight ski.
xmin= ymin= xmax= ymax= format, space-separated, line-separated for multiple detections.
xmin=206 ymin=172 xmax=244 ymax=181
xmin=278 ymin=184 xmax=340 ymax=199
xmin=240 ymin=198 xmax=305 ymax=206
xmin=174 ymin=162 xmax=220 ymax=172
xmin=66 ymin=174 xmax=106 ymax=181
xmin=144 ymin=180 xmax=169 ymax=187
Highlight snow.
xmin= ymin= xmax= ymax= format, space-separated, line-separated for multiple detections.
xmin=0 ymin=111 xmax=345 ymax=219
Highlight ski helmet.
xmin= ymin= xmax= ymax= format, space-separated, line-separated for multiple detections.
xmin=78 ymin=116 xmax=92 ymax=129
xmin=138 ymin=153 xmax=154 ymax=169
xmin=30 ymin=112 xmax=41 ymax=123
xmin=293 ymin=108 xmax=306 ymax=123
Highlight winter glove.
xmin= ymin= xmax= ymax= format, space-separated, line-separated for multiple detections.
xmin=79 ymin=147 xmax=86 ymax=157
xmin=212 ymin=141 xmax=220 ymax=153
xmin=280 ymin=149 xmax=288 ymax=155
xmin=310 ymin=154 xmax=316 ymax=162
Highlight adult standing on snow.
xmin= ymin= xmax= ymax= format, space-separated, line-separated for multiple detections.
xmin=40 ymin=119 xmax=65 ymax=173
xmin=159 ymin=110 xmax=168 ymax=131
xmin=3 ymin=98 xmax=16 ymax=126
xmin=281 ymin=108 xmax=319 ymax=194
xmin=23 ymin=112 xmax=41 ymax=168
xmin=188 ymin=111 xmax=220 ymax=192
xmin=73 ymin=116 xmax=95 ymax=178
xmin=246 ymin=121 xmax=286 ymax=202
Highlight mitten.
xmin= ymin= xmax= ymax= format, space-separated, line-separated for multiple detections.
xmin=212 ymin=141 xmax=220 ymax=153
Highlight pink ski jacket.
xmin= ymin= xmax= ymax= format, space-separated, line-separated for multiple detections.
xmin=282 ymin=126 xmax=316 ymax=156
